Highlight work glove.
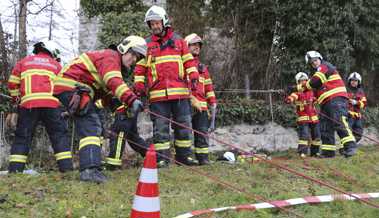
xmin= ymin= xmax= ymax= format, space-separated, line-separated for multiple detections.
xmin=190 ymin=95 xmax=203 ymax=111
xmin=131 ymin=99 xmax=144 ymax=117
xmin=284 ymin=97 xmax=292 ymax=104
xmin=286 ymin=85 xmax=297 ymax=94
xmin=209 ymin=104 xmax=217 ymax=132
xmin=350 ymin=99 xmax=358 ymax=105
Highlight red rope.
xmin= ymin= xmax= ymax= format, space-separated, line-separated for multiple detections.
xmin=145 ymin=109 xmax=379 ymax=209
xmin=125 ymin=138 xmax=304 ymax=218
xmin=317 ymin=110 xmax=379 ymax=146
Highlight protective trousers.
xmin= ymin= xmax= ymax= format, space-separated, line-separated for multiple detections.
xmin=320 ymin=97 xmax=357 ymax=157
xmin=348 ymin=117 xmax=363 ymax=143
xmin=9 ymin=107 xmax=73 ymax=173
xmin=106 ymin=113 xmax=149 ymax=167
xmin=297 ymin=122 xmax=321 ymax=156
xmin=150 ymin=99 xmax=192 ymax=162
xmin=56 ymin=91 xmax=102 ymax=171
xmin=192 ymin=111 xmax=209 ymax=162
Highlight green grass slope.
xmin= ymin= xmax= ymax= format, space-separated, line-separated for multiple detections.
xmin=0 ymin=147 xmax=378 ymax=218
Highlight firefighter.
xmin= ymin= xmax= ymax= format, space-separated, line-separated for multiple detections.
xmin=53 ymin=36 xmax=147 ymax=183
xmin=184 ymin=33 xmax=217 ymax=165
xmin=294 ymin=51 xmax=357 ymax=158
xmin=134 ymin=5 xmax=199 ymax=167
xmin=7 ymin=41 xmax=73 ymax=173
xmin=346 ymin=72 xmax=366 ymax=143
xmin=94 ymin=96 xmax=149 ymax=170
xmin=285 ymin=72 xmax=321 ymax=157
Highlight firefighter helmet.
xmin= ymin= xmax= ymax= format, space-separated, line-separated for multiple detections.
xmin=348 ymin=72 xmax=362 ymax=84
xmin=117 ymin=35 xmax=147 ymax=57
xmin=144 ymin=5 xmax=170 ymax=28
xmin=184 ymin=33 xmax=203 ymax=46
xmin=295 ymin=72 xmax=309 ymax=84
xmin=305 ymin=50 xmax=323 ymax=64
xmin=33 ymin=40 xmax=61 ymax=59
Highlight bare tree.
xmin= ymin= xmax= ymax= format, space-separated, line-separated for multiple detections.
xmin=0 ymin=15 xmax=9 ymax=80
xmin=18 ymin=0 xmax=28 ymax=59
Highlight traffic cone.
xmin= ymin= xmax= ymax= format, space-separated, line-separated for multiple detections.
xmin=130 ymin=144 xmax=160 ymax=218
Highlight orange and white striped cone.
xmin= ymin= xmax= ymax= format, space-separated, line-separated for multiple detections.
xmin=130 ymin=144 xmax=160 ymax=218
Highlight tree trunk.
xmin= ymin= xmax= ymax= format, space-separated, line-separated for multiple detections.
xmin=18 ymin=0 xmax=28 ymax=59
xmin=0 ymin=15 xmax=9 ymax=80
xmin=48 ymin=1 xmax=54 ymax=40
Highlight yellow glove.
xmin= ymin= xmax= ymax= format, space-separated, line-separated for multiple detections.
xmin=190 ymin=95 xmax=203 ymax=111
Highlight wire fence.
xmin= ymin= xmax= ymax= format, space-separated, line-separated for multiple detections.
xmin=216 ymin=89 xmax=285 ymax=122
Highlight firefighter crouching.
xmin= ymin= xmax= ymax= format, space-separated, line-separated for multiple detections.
xmin=95 ymin=96 xmax=149 ymax=170
xmin=184 ymin=33 xmax=217 ymax=165
xmin=53 ymin=36 xmax=147 ymax=183
xmin=285 ymin=72 xmax=321 ymax=157
xmin=7 ymin=41 xmax=73 ymax=173
xmin=134 ymin=6 xmax=200 ymax=167
xmin=346 ymin=72 xmax=367 ymax=143
xmin=293 ymin=51 xmax=357 ymax=158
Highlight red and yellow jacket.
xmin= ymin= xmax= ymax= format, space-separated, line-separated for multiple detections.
xmin=133 ymin=28 xmax=199 ymax=102
xmin=54 ymin=49 xmax=137 ymax=106
xmin=8 ymin=52 xmax=61 ymax=108
xmin=192 ymin=57 xmax=216 ymax=110
xmin=347 ymin=86 xmax=367 ymax=119
xmin=298 ymin=61 xmax=347 ymax=105
xmin=286 ymin=90 xmax=319 ymax=124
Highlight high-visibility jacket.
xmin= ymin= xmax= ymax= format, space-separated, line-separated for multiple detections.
xmin=8 ymin=52 xmax=61 ymax=108
xmin=192 ymin=57 xmax=217 ymax=110
xmin=133 ymin=27 xmax=199 ymax=102
xmin=347 ymin=86 xmax=367 ymax=119
xmin=287 ymin=89 xmax=319 ymax=124
xmin=299 ymin=61 xmax=348 ymax=105
xmin=54 ymin=49 xmax=137 ymax=106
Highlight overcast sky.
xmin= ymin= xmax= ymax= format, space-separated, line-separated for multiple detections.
xmin=0 ymin=0 xmax=80 ymax=63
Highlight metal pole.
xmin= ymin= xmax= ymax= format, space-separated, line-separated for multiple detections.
xmin=269 ymin=92 xmax=274 ymax=122
xmin=244 ymin=74 xmax=250 ymax=99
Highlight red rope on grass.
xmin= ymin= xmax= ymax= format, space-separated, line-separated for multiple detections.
xmin=145 ymin=109 xmax=379 ymax=209
xmin=125 ymin=138 xmax=305 ymax=218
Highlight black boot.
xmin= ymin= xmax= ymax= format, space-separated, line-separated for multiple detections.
xmin=105 ymin=164 xmax=121 ymax=171
xmin=319 ymin=150 xmax=336 ymax=158
xmin=8 ymin=162 xmax=25 ymax=173
xmin=80 ymin=168 xmax=108 ymax=183
xmin=176 ymin=156 xmax=198 ymax=166
xmin=310 ymin=145 xmax=320 ymax=157
xmin=196 ymin=153 xmax=210 ymax=165
xmin=343 ymin=142 xmax=357 ymax=158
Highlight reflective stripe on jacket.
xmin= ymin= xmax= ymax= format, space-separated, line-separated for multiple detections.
xmin=133 ymin=27 xmax=199 ymax=102
xmin=8 ymin=53 xmax=61 ymax=108
xmin=191 ymin=57 xmax=216 ymax=110
xmin=54 ymin=49 xmax=137 ymax=106
xmin=302 ymin=61 xmax=348 ymax=105
xmin=286 ymin=90 xmax=319 ymax=124
xmin=347 ymin=86 xmax=366 ymax=119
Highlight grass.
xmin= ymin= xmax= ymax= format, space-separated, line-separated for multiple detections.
xmin=0 ymin=147 xmax=378 ymax=218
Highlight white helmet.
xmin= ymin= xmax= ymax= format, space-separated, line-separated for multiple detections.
xmin=223 ymin=151 xmax=236 ymax=163
xmin=295 ymin=72 xmax=309 ymax=84
xmin=117 ymin=35 xmax=147 ymax=57
xmin=33 ymin=40 xmax=61 ymax=59
xmin=348 ymin=72 xmax=362 ymax=84
xmin=305 ymin=50 xmax=323 ymax=64
xmin=184 ymin=33 xmax=203 ymax=46
xmin=144 ymin=5 xmax=170 ymax=28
